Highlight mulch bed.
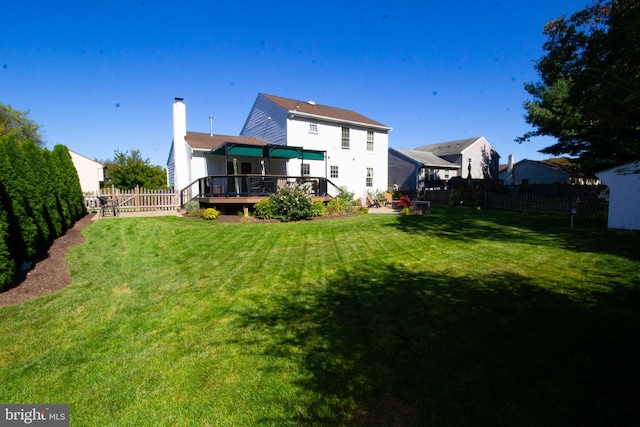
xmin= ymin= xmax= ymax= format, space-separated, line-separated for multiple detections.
xmin=0 ymin=214 xmax=93 ymax=308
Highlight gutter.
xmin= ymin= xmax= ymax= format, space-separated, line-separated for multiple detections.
xmin=287 ymin=110 xmax=392 ymax=132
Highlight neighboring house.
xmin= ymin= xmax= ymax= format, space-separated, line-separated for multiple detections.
xmin=240 ymin=93 xmax=392 ymax=197
xmin=595 ymin=161 xmax=640 ymax=231
xmin=389 ymin=136 xmax=499 ymax=191
xmin=69 ymin=150 xmax=104 ymax=194
xmin=388 ymin=147 xmax=460 ymax=192
xmin=499 ymin=158 xmax=588 ymax=185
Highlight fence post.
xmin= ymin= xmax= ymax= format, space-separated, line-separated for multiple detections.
xmin=135 ymin=186 xmax=141 ymax=212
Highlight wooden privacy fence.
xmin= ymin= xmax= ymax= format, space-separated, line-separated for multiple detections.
xmin=85 ymin=187 xmax=180 ymax=212
xmin=485 ymin=192 xmax=608 ymax=219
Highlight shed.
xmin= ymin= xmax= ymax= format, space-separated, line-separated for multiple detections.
xmin=595 ymin=161 xmax=640 ymax=231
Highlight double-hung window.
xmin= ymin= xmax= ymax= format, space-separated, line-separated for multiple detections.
xmin=330 ymin=165 xmax=339 ymax=179
xmin=367 ymin=130 xmax=374 ymax=151
xmin=301 ymin=163 xmax=310 ymax=176
xmin=341 ymin=127 xmax=350 ymax=149
xmin=366 ymin=167 xmax=373 ymax=187
xmin=309 ymin=123 xmax=318 ymax=134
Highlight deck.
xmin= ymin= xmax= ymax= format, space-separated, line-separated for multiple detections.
xmin=181 ymin=175 xmax=337 ymax=210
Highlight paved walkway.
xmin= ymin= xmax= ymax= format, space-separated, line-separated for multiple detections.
xmin=367 ymin=206 xmax=400 ymax=214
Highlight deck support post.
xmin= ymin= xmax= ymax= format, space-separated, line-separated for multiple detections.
xmin=243 ymin=204 xmax=249 ymax=217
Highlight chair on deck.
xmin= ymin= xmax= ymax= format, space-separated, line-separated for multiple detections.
xmin=366 ymin=194 xmax=381 ymax=208
xmin=98 ymin=196 xmax=118 ymax=217
xmin=383 ymin=192 xmax=397 ymax=207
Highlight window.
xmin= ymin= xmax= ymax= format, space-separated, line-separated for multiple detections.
xmin=366 ymin=167 xmax=373 ymax=187
xmin=341 ymin=127 xmax=350 ymax=149
xmin=367 ymin=130 xmax=374 ymax=151
xmin=309 ymin=123 xmax=318 ymax=134
xmin=301 ymin=163 xmax=310 ymax=176
xmin=330 ymin=165 xmax=339 ymax=179
xmin=444 ymin=169 xmax=450 ymax=179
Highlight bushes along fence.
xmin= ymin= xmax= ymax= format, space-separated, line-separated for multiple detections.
xmin=0 ymin=136 xmax=86 ymax=290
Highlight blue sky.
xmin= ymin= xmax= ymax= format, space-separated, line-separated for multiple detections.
xmin=2 ymin=0 xmax=589 ymax=168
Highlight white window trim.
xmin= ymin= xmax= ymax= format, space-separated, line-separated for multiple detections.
xmin=341 ymin=127 xmax=350 ymax=150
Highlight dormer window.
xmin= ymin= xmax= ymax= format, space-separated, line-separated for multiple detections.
xmin=309 ymin=123 xmax=318 ymax=134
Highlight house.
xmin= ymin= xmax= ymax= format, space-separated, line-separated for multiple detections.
xmin=167 ymin=98 xmax=269 ymax=193
xmin=499 ymin=158 xmax=577 ymax=185
xmin=388 ymin=147 xmax=460 ymax=192
xmin=595 ymin=161 xmax=640 ymax=231
xmin=168 ymin=96 xmax=364 ymax=207
xmin=69 ymin=150 xmax=104 ymax=194
xmin=388 ymin=136 xmax=499 ymax=192
xmin=240 ymin=93 xmax=392 ymax=197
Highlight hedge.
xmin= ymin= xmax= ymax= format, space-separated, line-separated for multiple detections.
xmin=0 ymin=135 xmax=86 ymax=291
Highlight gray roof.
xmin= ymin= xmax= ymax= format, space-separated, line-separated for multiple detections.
xmin=392 ymin=148 xmax=460 ymax=168
xmin=414 ymin=136 xmax=484 ymax=156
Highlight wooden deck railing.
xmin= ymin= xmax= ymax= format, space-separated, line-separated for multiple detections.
xmin=180 ymin=175 xmax=340 ymax=206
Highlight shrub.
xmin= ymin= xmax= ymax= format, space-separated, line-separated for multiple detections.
xmin=355 ymin=206 xmax=369 ymax=214
xmin=271 ymin=186 xmax=314 ymax=222
xmin=255 ymin=186 xmax=315 ymax=222
xmin=187 ymin=208 xmax=203 ymax=218
xmin=202 ymin=208 xmax=220 ymax=220
xmin=311 ymin=201 xmax=326 ymax=217
xmin=326 ymin=186 xmax=359 ymax=214
xmin=397 ymin=195 xmax=411 ymax=215
xmin=254 ymin=198 xmax=278 ymax=220
xmin=184 ymin=200 xmax=199 ymax=213
xmin=326 ymin=198 xmax=345 ymax=214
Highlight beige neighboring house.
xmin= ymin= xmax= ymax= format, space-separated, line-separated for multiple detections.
xmin=69 ymin=150 xmax=104 ymax=194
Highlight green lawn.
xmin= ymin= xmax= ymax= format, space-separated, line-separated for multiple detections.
xmin=1 ymin=207 xmax=639 ymax=426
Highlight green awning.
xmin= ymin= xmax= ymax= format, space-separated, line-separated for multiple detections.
xmin=207 ymin=144 xmax=265 ymax=157
xmin=270 ymin=147 xmax=302 ymax=159
xmin=208 ymin=143 xmax=325 ymax=161
xmin=302 ymin=151 xmax=325 ymax=161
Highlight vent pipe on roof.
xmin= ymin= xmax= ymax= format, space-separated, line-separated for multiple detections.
xmin=209 ymin=115 xmax=213 ymax=136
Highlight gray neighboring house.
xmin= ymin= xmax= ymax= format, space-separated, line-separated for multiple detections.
xmin=595 ymin=161 xmax=640 ymax=231
xmin=499 ymin=158 xmax=574 ymax=185
xmin=388 ymin=148 xmax=459 ymax=191
xmin=389 ymin=136 xmax=499 ymax=192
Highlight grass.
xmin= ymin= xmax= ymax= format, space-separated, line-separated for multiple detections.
xmin=1 ymin=206 xmax=639 ymax=426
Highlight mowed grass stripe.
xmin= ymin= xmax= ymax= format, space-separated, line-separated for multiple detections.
xmin=0 ymin=208 xmax=638 ymax=426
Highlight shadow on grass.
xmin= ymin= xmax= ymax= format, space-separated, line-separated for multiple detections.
xmin=391 ymin=207 xmax=640 ymax=261
xmin=234 ymin=263 xmax=640 ymax=426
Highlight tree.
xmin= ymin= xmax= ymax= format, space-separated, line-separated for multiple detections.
xmin=103 ymin=150 xmax=167 ymax=190
xmin=0 ymin=103 xmax=45 ymax=147
xmin=518 ymin=0 xmax=640 ymax=173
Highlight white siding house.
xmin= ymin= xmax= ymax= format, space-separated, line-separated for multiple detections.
xmin=167 ymin=98 xmax=267 ymax=191
xmin=241 ymin=94 xmax=392 ymax=197
xmin=596 ymin=161 xmax=640 ymax=231
xmin=69 ymin=150 xmax=104 ymax=194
